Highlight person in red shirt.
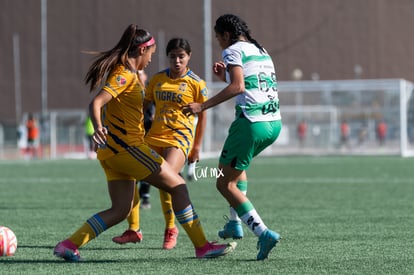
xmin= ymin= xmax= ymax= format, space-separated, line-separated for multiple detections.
xmin=297 ymin=120 xmax=307 ymax=147
xmin=376 ymin=119 xmax=387 ymax=146
xmin=340 ymin=120 xmax=350 ymax=148
xmin=26 ymin=113 xmax=39 ymax=159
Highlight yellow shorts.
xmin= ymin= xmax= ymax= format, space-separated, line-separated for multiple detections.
xmin=100 ymin=144 xmax=164 ymax=181
xmin=146 ymin=139 xmax=188 ymax=158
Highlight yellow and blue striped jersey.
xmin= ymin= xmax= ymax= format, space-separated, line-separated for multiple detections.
xmin=145 ymin=68 xmax=208 ymax=156
xmin=97 ymin=64 xmax=146 ymax=160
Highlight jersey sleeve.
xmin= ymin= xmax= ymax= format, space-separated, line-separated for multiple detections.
xmin=103 ymin=67 xmax=135 ymax=97
xmin=222 ymin=47 xmax=242 ymax=67
xmin=194 ymin=80 xmax=208 ymax=104
xmin=145 ymin=76 xmax=156 ymax=102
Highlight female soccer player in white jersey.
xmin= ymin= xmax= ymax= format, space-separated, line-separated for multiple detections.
xmin=112 ymin=38 xmax=208 ymax=250
xmin=184 ymin=14 xmax=282 ymax=260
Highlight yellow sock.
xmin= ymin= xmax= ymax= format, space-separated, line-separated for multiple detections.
xmin=126 ymin=184 xmax=140 ymax=231
xmin=68 ymin=214 xmax=107 ymax=248
xmin=175 ymin=204 xmax=207 ymax=248
xmin=159 ymin=189 xmax=175 ymax=229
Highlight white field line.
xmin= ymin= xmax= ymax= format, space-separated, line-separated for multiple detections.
xmin=252 ymin=177 xmax=413 ymax=184
xmin=0 ymin=177 xmax=101 ymax=184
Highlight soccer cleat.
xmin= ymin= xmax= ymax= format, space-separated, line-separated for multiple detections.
xmin=140 ymin=198 xmax=151 ymax=210
xmin=195 ymin=241 xmax=237 ymax=258
xmin=256 ymin=229 xmax=280 ymax=260
xmin=218 ymin=220 xmax=243 ymax=240
xmin=187 ymin=162 xmax=196 ymax=181
xmin=112 ymin=230 xmax=143 ymax=244
xmin=53 ymin=239 xmax=81 ymax=262
xmin=163 ymin=226 xmax=179 ymax=250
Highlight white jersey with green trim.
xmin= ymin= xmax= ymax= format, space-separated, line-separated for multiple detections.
xmin=223 ymin=41 xmax=281 ymax=122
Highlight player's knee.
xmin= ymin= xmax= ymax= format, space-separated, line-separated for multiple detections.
xmin=169 ymin=183 xmax=188 ymax=198
xmin=216 ymin=181 xmax=232 ymax=195
xmin=111 ymin=204 xmax=133 ymax=221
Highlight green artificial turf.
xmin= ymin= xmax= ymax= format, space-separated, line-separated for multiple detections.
xmin=0 ymin=156 xmax=413 ymax=274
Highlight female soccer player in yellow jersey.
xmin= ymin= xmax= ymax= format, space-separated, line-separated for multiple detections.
xmin=112 ymin=38 xmax=208 ymax=250
xmin=184 ymin=14 xmax=282 ymax=260
xmin=53 ymin=25 xmax=235 ymax=262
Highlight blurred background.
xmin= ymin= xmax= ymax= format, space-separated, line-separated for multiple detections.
xmin=1 ymin=0 xmax=414 ymax=159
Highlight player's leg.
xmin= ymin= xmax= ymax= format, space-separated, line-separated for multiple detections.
xmin=112 ymin=147 xmax=162 ymax=245
xmin=217 ymin=186 xmax=246 ymax=239
xmin=144 ymin=160 xmax=236 ymax=258
xmin=217 ymin=118 xmax=282 ymax=260
xmin=218 ymin=169 xmax=247 ymax=240
xmin=216 ymin=164 xmax=280 ymax=260
xmin=217 ymin=117 xmax=247 ymax=239
xmin=158 ymin=189 xmax=179 ymax=249
xmin=54 ymin=177 xmax=135 ymax=261
xmin=112 ymin=183 xmax=143 ymax=244
xmin=54 ymin=154 xmax=145 ymax=261
xmin=158 ymin=147 xmax=185 ymax=249
xmin=112 ymin=145 xmax=182 ymax=248
xmin=139 ymin=181 xmax=151 ymax=209
xmin=26 ymin=139 xmax=33 ymax=159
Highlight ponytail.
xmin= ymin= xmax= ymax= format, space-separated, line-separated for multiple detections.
xmin=215 ymin=14 xmax=265 ymax=53
xmin=245 ymin=32 xmax=265 ymax=53
xmin=84 ymin=24 xmax=154 ymax=92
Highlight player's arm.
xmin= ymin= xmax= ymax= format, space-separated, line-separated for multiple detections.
xmin=184 ymin=65 xmax=244 ymax=114
xmin=143 ymin=99 xmax=152 ymax=114
xmin=89 ymin=90 xmax=112 ymax=145
xmin=202 ymin=64 xmax=244 ymax=110
xmin=213 ymin=61 xmax=226 ymax=82
xmin=144 ymin=78 xmax=155 ymax=121
xmin=188 ymin=110 xmax=206 ymax=163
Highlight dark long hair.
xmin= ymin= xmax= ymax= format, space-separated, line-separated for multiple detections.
xmin=214 ymin=14 xmax=265 ymax=53
xmin=84 ymin=24 xmax=153 ymax=92
xmin=166 ymin=38 xmax=192 ymax=56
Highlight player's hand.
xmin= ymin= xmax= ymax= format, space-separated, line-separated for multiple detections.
xmin=188 ymin=148 xmax=200 ymax=164
xmin=183 ymin=102 xmax=203 ymax=116
xmin=92 ymin=127 xmax=108 ymax=148
xmin=213 ymin=61 xmax=226 ymax=81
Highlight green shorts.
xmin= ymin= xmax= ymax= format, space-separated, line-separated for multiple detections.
xmin=219 ymin=116 xmax=282 ymax=170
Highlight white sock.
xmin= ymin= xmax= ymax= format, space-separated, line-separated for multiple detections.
xmin=229 ymin=190 xmax=246 ymax=222
xmin=239 ymin=209 xmax=267 ymax=237
xmin=229 ymin=207 xmax=241 ymax=221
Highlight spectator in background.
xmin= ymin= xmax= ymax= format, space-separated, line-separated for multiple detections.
xmin=297 ymin=119 xmax=307 ymax=147
xmin=17 ymin=121 xmax=27 ymax=157
xmin=340 ymin=120 xmax=350 ymax=148
xmin=376 ymin=119 xmax=387 ymax=146
xmin=358 ymin=122 xmax=368 ymax=147
xmin=26 ymin=113 xmax=39 ymax=159
xmin=84 ymin=115 xmax=96 ymax=159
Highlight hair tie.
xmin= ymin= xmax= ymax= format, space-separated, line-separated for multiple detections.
xmin=139 ymin=37 xmax=155 ymax=48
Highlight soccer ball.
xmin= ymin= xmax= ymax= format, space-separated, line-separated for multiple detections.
xmin=0 ymin=226 xmax=17 ymax=256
